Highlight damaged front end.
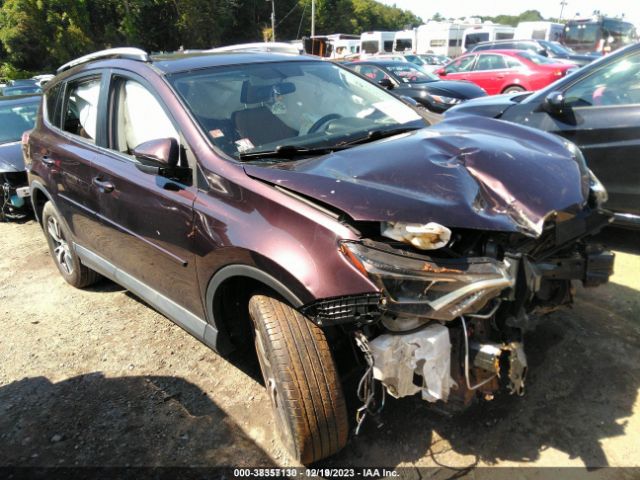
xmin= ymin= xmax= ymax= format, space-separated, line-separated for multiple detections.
xmin=302 ymin=207 xmax=614 ymax=423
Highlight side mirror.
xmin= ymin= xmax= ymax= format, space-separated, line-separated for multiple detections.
xmin=538 ymin=49 xmax=549 ymax=57
xmin=436 ymin=68 xmax=446 ymax=76
xmin=542 ymin=91 xmax=566 ymax=116
xmin=378 ymin=78 xmax=394 ymax=89
xmin=133 ymin=138 xmax=179 ymax=168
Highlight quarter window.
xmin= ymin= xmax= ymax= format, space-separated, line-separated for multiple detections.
xmin=62 ymin=77 xmax=101 ymax=142
xmin=45 ymin=83 xmax=62 ymax=127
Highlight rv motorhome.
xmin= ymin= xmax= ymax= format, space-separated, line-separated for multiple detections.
xmin=462 ymin=24 xmax=516 ymax=53
xmin=515 ymin=21 xmax=564 ymax=41
xmin=360 ymin=31 xmax=395 ymax=54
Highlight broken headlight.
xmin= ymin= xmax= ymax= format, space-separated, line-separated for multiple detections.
xmin=588 ymin=168 xmax=608 ymax=207
xmin=340 ymin=240 xmax=515 ymax=322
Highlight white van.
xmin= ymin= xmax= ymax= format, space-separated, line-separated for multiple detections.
xmin=360 ymin=31 xmax=395 ymax=54
xmin=462 ymin=24 xmax=515 ymax=53
xmin=415 ymin=22 xmax=469 ymax=57
xmin=515 ymin=21 xmax=564 ymax=41
xmin=393 ymin=30 xmax=415 ymax=52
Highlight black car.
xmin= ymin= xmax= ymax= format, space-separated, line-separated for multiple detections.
xmin=446 ymin=42 xmax=640 ymax=228
xmin=0 ymin=94 xmax=40 ymax=219
xmin=347 ymin=60 xmax=487 ymax=113
xmin=471 ymin=39 xmax=599 ymax=67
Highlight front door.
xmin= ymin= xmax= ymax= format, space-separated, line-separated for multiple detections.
xmin=90 ymin=72 xmax=203 ymax=320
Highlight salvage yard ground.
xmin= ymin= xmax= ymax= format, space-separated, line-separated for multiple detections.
xmin=1 ymin=219 xmax=639 ymax=471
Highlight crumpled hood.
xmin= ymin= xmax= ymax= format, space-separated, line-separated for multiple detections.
xmin=0 ymin=142 xmax=25 ymax=173
xmin=244 ymin=116 xmax=589 ymax=237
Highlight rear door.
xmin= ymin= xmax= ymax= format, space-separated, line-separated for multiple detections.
xmin=90 ymin=71 xmax=203 ymax=319
xmin=502 ymin=49 xmax=640 ymax=216
xmin=34 ymin=73 xmax=105 ymax=250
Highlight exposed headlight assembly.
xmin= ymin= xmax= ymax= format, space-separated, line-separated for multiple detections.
xmin=588 ymin=168 xmax=608 ymax=207
xmin=340 ymin=240 xmax=515 ymax=321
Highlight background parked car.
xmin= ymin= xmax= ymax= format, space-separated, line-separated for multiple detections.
xmin=470 ymin=39 xmax=599 ymax=67
xmin=348 ymin=60 xmax=486 ymax=112
xmin=0 ymin=94 xmax=40 ymax=220
xmin=445 ymin=42 xmax=640 ymax=227
xmin=1 ymin=85 xmax=43 ymax=96
xmin=436 ymin=49 xmax=576 ymax=95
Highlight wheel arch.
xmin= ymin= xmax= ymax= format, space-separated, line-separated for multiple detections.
xmin=30 ymin=180 xmax=52 ymax=226
xmin=205 ymin=264 xmax=307 ymax=353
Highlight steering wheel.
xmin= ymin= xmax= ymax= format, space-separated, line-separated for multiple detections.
xmin=308 ymin=114 xmax=342 ymax=134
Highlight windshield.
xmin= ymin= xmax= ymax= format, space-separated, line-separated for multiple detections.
xmin=0 ymin=100 xmax=39 ymax=144
xmin=395 ymin=39 xmax=413 ymax=52
xmin=2 ymin=86 xmax=42 ymax=96
xmin=361 ymin=40 xmax=379 ymax=54
xmin=541 ymin=41 xmax=576 ymax=55
xmin=516 ymin=51 xmax=556 ymax=65
xmin=169 ymin=61 xmax=425 ymax=159
xmin=403 ymin=55 xmax=425 ymax=66
xmin=386 ymin=64 xmax=438 ymax=82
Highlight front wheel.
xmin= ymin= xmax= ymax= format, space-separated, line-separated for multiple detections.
xmin=42 ymin=201 xmax=100 ymax=288
xmin=248 ymin=294 xmax=349 ymax=464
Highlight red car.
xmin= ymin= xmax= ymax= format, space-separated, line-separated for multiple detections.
xmin=436 ymin=50 xmax=577 ymax=95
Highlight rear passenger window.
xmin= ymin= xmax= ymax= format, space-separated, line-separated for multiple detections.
xmin=45 ymin=83 xmax=62 ymax=127
xmin=62 ymin=77 xmax=101 ymax=142
xmin=475 ymin=55 xmax=508 ymax=71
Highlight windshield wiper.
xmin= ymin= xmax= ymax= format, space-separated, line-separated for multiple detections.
xmin=339 ymin=126 xmax=422 ymax=147
xmin=238 ymin=126 xmax=422 ymax=161
xmin=238 ymin=144 xmax=349 ymax=161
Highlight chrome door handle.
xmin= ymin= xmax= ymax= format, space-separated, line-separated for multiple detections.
xmin=92 ymin=177 xmax=115 ymax=193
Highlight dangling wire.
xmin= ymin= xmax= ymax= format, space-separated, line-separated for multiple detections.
xmin=354 ymin=331 xmax=385 ymax=435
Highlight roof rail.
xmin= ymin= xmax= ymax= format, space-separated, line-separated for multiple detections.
xmin=57 ymin=47 xmax=149 ymax=74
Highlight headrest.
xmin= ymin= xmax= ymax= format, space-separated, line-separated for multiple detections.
xmin=240 ymin=81 xmax=296 ymax=104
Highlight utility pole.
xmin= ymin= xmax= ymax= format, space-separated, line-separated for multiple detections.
xmin=311 ymin=0 xmax=316 ymax=37
xmin=268 ymin=0 xmax=276 ymax=41
xmin=559 ymin=0 xmax=568 ymax=21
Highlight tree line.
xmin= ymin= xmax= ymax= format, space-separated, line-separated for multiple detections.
xmin=0 ymin=0 xmax=421 ymax=77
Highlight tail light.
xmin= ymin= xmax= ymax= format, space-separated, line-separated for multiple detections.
xmin=22 ymin=130 xmax=31 ymax=166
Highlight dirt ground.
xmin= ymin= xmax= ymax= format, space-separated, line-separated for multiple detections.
xmin=1 ymin=219 xmax=639 ymax=472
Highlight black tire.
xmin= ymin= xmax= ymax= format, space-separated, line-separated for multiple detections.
xmin=42 ymin=201 xmax=100 ymax=288
xmin=503 ymin=85 xmax=526 ymax=94
xmin=248 ymin=294 xmax=349 ymax=464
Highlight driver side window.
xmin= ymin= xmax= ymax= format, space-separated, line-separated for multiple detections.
xmin=110 ymin=77 xmax=179 ymax=156
xmin=564 ymin=52 xmax=640 ymax=107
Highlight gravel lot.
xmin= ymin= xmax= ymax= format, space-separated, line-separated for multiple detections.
xmin=1 ymin=219 xmax=639 ymax=471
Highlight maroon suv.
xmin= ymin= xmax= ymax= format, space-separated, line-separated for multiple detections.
xmin=25 ymin=48 xmax=614 ymax=463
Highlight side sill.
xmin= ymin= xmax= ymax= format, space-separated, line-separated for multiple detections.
xmin=74 ymin=243 xmax=220 ymax=352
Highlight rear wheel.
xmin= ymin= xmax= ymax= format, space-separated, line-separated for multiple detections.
xmin=248 ymin=294 xmax=349 ymax=464
xmin=502 ymin=85 xmax=526 ymax=94
xmin=42 ymin=201 xmax=100 ymax=288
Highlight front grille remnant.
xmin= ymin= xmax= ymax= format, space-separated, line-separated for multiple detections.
xmin=300 ymin=293 xmax=382 ymax=326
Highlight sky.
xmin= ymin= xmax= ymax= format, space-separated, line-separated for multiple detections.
xmin=379 ymin=1 xmax=640 ymax=25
